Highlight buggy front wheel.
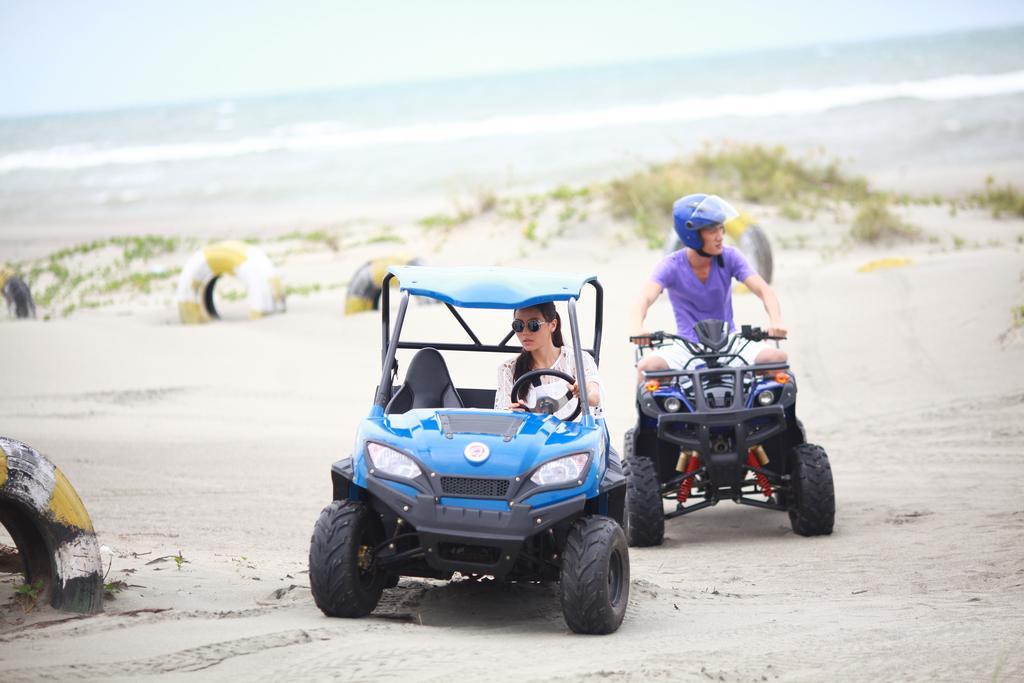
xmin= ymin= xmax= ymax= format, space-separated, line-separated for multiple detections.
xmin=787 ymin=443 xmax=835 ymax=536
xmin=309 ymin=500 xmax=387 ymax=617
xmin=559 ymin=516 xmax=629 ymax=634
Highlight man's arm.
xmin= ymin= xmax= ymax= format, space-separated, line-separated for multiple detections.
xmin=631 ymin=280 xmax=664 ymax=337
xmin=742 ymin=274 xmax=787 ymax=338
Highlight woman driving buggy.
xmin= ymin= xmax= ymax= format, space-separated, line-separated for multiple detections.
xmin=494 ymin=301 xmax=603 ymax=419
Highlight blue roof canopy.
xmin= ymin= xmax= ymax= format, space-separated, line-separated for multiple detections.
xmin=388 ymin=266 xmax=597 ymax=309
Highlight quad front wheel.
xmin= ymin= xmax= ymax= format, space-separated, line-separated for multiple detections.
xmin=623 ymin=449 xmax=665 ymax=547
xmin=559 ymin=515 xmax=629 ymax=634
xmin=309 ymin=500 xmax=387 ymax=617
xmin=787 ymin=443 xmax=835 ymax=536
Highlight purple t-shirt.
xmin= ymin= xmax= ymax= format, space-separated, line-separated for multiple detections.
xmin=651 ymin=246 xmax=755 ymax=342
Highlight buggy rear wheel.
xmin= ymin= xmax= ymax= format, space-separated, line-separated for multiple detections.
xmin=623 ymin=449 xmax=664 ymax=547
xmin=787 ymin=443 xmax=835 ymax=536
xmin=559 ymin=515 xmax=629 ymax=634
xmin=309 ymin=500 xmax=387 ymax=617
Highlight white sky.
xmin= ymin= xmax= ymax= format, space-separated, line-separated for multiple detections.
xmin=2 ymin=0 xmax=1023 ymax=117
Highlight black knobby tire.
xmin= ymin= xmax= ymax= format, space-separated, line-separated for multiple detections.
xmin=623 ymin=441 xmax=664 ymax=547
xmin=559 ymin=516 xmax=629 ymax=635
xmin=308 ymin=500 xmax=387 ymax=617
xmin=787 ymin=443 xmax=835 ymax=536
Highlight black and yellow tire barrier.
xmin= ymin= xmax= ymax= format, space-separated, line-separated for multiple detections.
xmin=665 ymin=212 xmax=774 ymax=283
xmin=0 ymin=266 xmax=36 ymax=319
xmin=344 ymin=256 xmax=421 ymax=315
xmin=175 ymin=241 xmax=286 ymax=324
xmin=0 ymin=436 xmax=103 ymax=613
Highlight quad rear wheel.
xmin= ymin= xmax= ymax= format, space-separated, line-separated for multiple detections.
xmin=623 ymin=435 xmax=664 ymax=547
xmin=309 ymin=500 xmax=387 ymax=617
xmin=787 ymin=443 xmax=835 ymax=536
xmin=559 ymin=515 xmax=629 ymax=634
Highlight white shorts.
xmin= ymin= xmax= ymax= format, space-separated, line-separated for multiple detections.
xmin=649 ymin=339 xmax=767 ymax=370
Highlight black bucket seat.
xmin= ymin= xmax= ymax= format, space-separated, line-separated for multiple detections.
xmin=385 ymin=348 xmax=464 ymax=414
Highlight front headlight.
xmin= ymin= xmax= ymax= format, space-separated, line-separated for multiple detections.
xmin=530 ymin=452 xmax=590 ymax=487
xmin=663 ymin=396 xmax=682 ymax=412
xmin=756 ymin=390 xmax=775 ymax=406
xmin=366 ymin=443 xmax=422 ymax=479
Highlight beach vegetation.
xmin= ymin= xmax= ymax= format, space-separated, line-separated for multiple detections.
xmin=1013 ymin=305 xmax=1024 ymax=328
xmin=969 ymin=177 xmax=1024 ymax=218
xmin=952 ymin=234 xmax=966 ymax=250
xmin=498 ymin=197 xmax=527 ymax=221
xmin=277 ymin=229 xmax=341 ymax=251
xmin=419 ymin=211 xmax=471 ymax=231
xmin=606 ymin=143 xmax=871 ymax=245
xmin=848 ymin=196 xmax=921 ymax=244
xmin=174 ymin=551 xmax=186 ymax=570
xmin=522 ymin=220 xmax=538 ymax=241
xmin=476 ymin=190 xmax=498 ymax=214
xmin=97 ymin=268 xmax=181 ymax=295
xmin=283 ymin=282 xmax=323 ymax=297
xmin=113 ymin=235 xmax=180 ymax=262
xmin=549 ymin=184 xmax=590 ymax=202
xmin=13 ymin=578 xmax=44 ymax=612
xmin=778 ymin=203 xmax=805 ymax=220
xmin=365 ymin=227 xmax=403 ymax=244
xmin=104 ymin=580 xmax=128 ymax=599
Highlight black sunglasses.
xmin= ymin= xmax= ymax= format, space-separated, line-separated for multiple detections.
xmin=511 ymin=318 xmax=545 ymax=333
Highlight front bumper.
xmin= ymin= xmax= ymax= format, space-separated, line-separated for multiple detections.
xmin=656 ymin=406 xmax=785 ymax=489
xmin=331 ymin=458 xmax=602 ymax=577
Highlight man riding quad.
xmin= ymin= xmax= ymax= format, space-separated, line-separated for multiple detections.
xmin=631 ymin=193 xmax=787 ymax=380
xmin=625 ymin=194 xmax=834 ymax=544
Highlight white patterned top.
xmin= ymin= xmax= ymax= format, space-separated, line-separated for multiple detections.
xmin=494 ymin=345 xmax=603 ymax=418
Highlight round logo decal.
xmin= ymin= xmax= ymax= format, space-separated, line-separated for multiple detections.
xmin=464 ymin=442 xmax=490 ymax=463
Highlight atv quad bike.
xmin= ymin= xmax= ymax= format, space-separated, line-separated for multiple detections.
xmin=624 ymin=320 xmax=834 ymax=546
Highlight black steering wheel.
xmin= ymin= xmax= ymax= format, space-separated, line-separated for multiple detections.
xmin=509 ymin=369 xmax=582 ymax=421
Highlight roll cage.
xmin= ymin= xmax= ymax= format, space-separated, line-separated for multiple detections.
xmin=373 ymin=267 xmax=604 ymax=423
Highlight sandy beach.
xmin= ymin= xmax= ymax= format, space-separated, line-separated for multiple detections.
xmin=1 ymin=159 xmax=1023 ymax=681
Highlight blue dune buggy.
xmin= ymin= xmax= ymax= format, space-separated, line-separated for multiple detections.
xmin=624 ymin=321 xmax=834 ymax=546
xmin=309 ymin=266 xmax=629 ymax=634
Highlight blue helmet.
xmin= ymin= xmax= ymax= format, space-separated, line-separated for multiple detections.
xmin=672 ymin=194 xmax=739 ymax=251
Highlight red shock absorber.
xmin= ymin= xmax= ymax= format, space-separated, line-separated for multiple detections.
xmin=746 ymin=449 xmax=773 ymax=497
xmin=677 ymin=454 xmax=701 ymax=503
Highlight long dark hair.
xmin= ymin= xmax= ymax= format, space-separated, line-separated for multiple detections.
xmin=513 ymin=301 xmax=564 ymax=401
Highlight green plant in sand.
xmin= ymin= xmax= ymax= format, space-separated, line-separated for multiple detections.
xmin=970 ymin=177 xmax=1024 ymax=218
xmin=14 ymin=578 xmax=45 ymax=611
xmin=606 ymin=143 xmax=871 ymax=246
xmin=848 ymin=195 xmax=921 ymax=244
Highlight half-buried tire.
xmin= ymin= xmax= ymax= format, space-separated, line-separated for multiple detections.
xmin=344 ymin=256 xmax=421 ymax=315
xmin=0 ymin=436 xmax=103 ymax=613
xmin=1 ymin=267 xmax=36 ymax=319
xmin=737 ymin=224 xmax=773 ymax=284
xmin=175 ymin=241 xmax=286 ymax=324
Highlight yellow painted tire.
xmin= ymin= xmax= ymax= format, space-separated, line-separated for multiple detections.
xmin=175 ymin=241 xmax=286 ymax=324
xmin=1 ymin=267 xmax=36 ymax=319
xmin=0 ymin=436 xmax=103 ymax=614
xmin=344 ymin=256 xmax=421 ymax=315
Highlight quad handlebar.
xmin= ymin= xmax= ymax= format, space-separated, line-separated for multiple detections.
xmin=629 ymin=325 xmax=786 ymax=347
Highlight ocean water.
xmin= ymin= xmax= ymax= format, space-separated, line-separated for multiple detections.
xmin=1 ymin=25 xmax=1022 ymax=230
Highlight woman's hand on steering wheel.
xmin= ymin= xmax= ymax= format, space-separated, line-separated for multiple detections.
xmin=509 ymin=369 xmax=582 ymax=421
